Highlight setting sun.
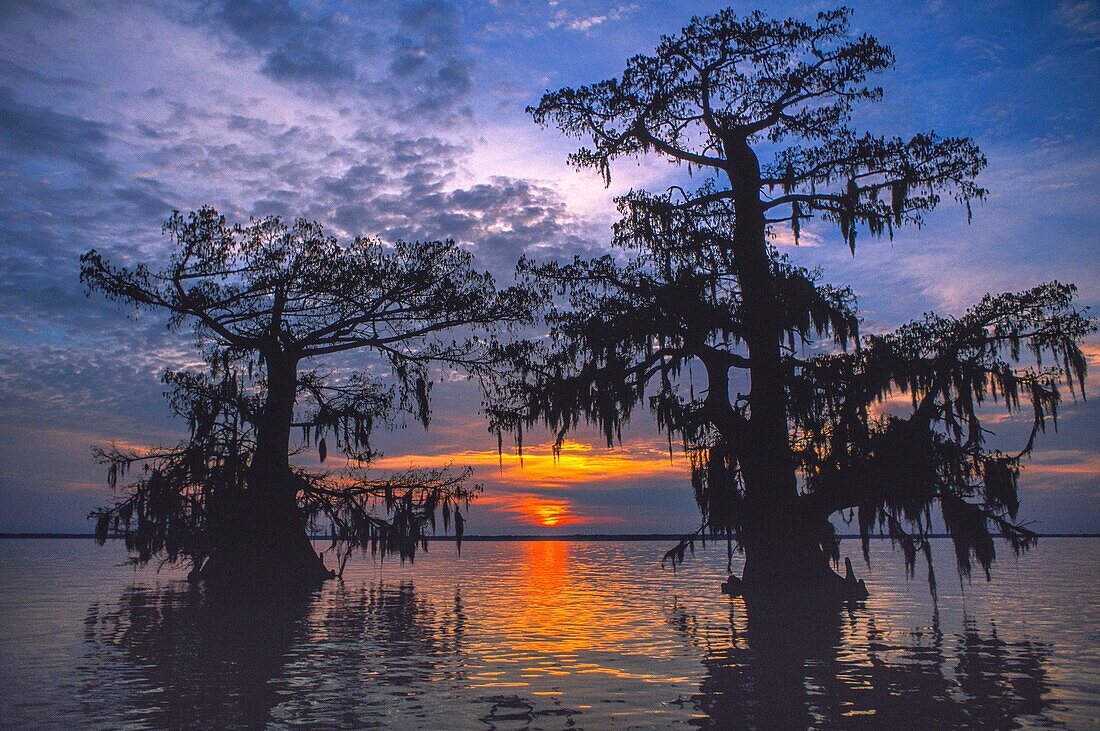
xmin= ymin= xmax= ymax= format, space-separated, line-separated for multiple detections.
xmin=536 ymin=507 xmax=565 ymax=526
xmin=526 ymin=500 xmax=573 ymax=527
xmin=475 ymin=493 xmax=598 ymax=529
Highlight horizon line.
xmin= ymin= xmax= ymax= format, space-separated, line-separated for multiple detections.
xmin=3 ymin=532 xmax=1099 ymax=541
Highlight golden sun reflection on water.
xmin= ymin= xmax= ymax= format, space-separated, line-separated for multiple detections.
xmin=465 ymin=540 xmax=695 ymax=690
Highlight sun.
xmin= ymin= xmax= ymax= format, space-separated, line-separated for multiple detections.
xmin=532 ymin=503 xmax=569 ymax=527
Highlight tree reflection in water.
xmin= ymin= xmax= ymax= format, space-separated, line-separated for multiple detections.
xmin=80 ymin=583 xmax=314 ymax=728
xmin=80 ymin=580 xmax=465 ymax=728
xmin=283 ymin=580 xmax=466 ymax=722
xmin=675 ymin=598 xmax=1055 ymax=729
xmin=78 ymin=574 xmax=1059 ymax=728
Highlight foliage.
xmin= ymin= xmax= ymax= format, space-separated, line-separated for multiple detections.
xmin=796 ymin=283 xmax=1091 ymax=580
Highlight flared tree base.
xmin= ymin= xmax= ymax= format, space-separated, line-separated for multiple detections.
xmin=192 ymin=544 xmax=335 ymax=593
xmin=724 ymin=544 xmax=868 ymax=602
xmin=189 ymin=488 xmax=336 ymax=594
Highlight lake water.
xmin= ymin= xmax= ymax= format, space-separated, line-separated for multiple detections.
xmin=1 ymin=538 xmax=1097 ymax=729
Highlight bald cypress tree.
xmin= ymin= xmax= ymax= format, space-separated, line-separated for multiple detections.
xmin=490 ymin=8 xmax=1094 ymax=599
xmin=83 ymin=208 xmax=534 ymax=588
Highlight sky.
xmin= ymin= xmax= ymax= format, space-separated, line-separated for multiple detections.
xmin=0 ymin=0 xmax=1097 ymax=536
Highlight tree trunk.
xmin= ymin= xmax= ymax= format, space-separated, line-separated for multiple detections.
xmin=721 ymin=138 xmax=865 ymax=600
xmin=197 ymin=352 xmax=333 ymax=590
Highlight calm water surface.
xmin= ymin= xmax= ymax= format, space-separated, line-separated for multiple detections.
xmin=1 ymin=538 xmax=1098 ymax=729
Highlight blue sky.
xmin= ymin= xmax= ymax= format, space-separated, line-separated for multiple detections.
xmin=0 ymin=0 xmax=1097 ymax=534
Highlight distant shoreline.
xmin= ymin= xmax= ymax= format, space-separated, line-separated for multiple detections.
xmin=3 ymin=532 xmax=1099 ymax=540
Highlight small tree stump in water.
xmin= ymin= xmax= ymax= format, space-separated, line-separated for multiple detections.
xmin=844 ymin=557 xmax=869 ymax=599
xmin=721 ymin=574 xmax=744 ymax=597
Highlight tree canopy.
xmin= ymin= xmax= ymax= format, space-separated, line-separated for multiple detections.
xmin=530 ymin=7 xmax=987 ymax=251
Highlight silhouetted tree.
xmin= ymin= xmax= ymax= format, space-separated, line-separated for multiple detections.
xmin=82 ymin=207 xmax=534 ymax=587
xmin=490 ymin=8 xmax=1094 ymax=598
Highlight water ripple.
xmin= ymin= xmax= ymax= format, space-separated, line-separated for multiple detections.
xmin=1 ymin=538 xmax=1097 ymax=728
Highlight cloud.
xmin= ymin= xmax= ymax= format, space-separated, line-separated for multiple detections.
xmin=951 ymin=35 xmax=1006 ymax=65
xmin=315 ymin=138 xmax=606 ymax=270
xmin=0 ymin=87 xmax=113 ymax=177
xmin=387 ymin=1 xmax=472 ymax=111
xmin=1025 ymin=450 xmax=1100 ymax=479
xmin=199 ymin=0 xmax=474 ymax=117
xmin=0 ymin=0 xmax=70 ymax=22
xmin=1055 ymin=1 xmax=1100 ymax=45
xmin=0 ymin=0 xmax=1097 ymax=536
xmin=211 ymin=0 xmax=356 ymax=83
xmin=476 ymin=492 xmax=607 ymax=527
xmin=364 ymin=438 xmax=691 ymax=529
xmin=263 ymin=45 xmax=355 ymax=83
xmin=370 ymin=439 xmax=687 ymax=487
xmin=0 ymin=0 xmax=609 ymax=536
xmin=548 ymin=3 xmax=638 ymax=33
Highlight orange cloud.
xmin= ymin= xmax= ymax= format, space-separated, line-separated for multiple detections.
xmin=476 ymin=492 xmax=610 ymax=528
xmin=367 ymin=439 xmax=686 ymax=528
xmin=104 ymin=439 xmax=158 ymax=455
xmin=369 ymin=439 xmax=688 ymax=491
xmin=1025 ymin=450 xmax=1100 ymax=478
xmin=1080 ymin=342 xmax=1100 ymax=399
xmin=1081 ymin=342 xmax=1100 ymax=368
xmin=866 ymin=390 xmax=918 ymax=419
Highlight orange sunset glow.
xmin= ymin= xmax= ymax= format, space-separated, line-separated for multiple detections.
xmin=525 ymin=500 xmax=570 ymax=527
xmin=371 ymin=439 xmax=686 ymax=487
xmin=370 ymin=439 xmax=688 ymax=528
xmin=476 ymin=493 xmax=603 ymax=528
